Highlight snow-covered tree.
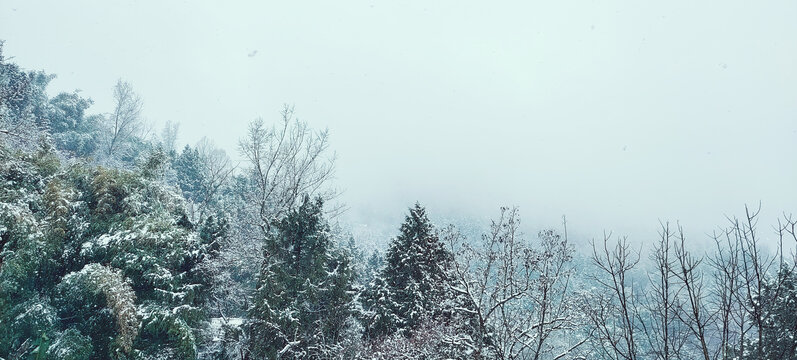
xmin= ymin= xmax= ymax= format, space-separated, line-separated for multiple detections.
xmin=48 ymin=91 xmax=102 ymax=157
xmin=238 ymin=104 xmax=339 ymax=232
xmin=446 ymin=208 xmax=585 ymax=359
xmin=201 ymin=106 xmax=340 ymax=354
xmin=102 ymin=79 xmax=145 ymax=160
xmin=0 ymin=140 xmax=224 ymax=359
xmin=0 ymin=41 xmax=53 ymax=149
xmin=741 ymin=265 xmax=797 ymax=359
xmin=361 ymin=203 xmax=455 ymax=340
xmin=587 ymin=233 xmax=642 ymax=360
xmin=172 ymin=138 xmax=235 ymax=223
xmin=248 ymin=196 xmax=356 ymax=358
xmin=55 ymin=263 xmax=139 ymax=357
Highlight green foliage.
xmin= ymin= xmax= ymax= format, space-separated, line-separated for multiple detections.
xmin=361 ymin=276 xmax=401 ymax=338
xmin=173 ymin=145 xmax=203 ymax=204
xmin=0 ymin=41 xmax=54 ymax=144
xmin=138 ymin=304 xmax=197 ymax=360
xmin=0 ymin=297 xmax=57 ymax=356
xmin=48 ymin=91 xmax=101 ymax=157
xmin=55 ymin=264 xmax=139 ymax=358
xmin=46 ymin=329 xmax=93 ymax=360
xmin=139 ymin=148 xmax=168 ymax=180
xmin=739 ymin=266 xmax=797 ymax=359
xmin=0 ymin=143 xmax=222 ymax=359
xmin=248 ymin=196 xmax=356 ymax=358
xmin=361 ymin=203 xmax=454 ymax=338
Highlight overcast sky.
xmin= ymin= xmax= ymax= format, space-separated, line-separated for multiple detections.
xmin=2 ymin=1 xmax=796 ymax=248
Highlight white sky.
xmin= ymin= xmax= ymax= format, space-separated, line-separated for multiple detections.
xmin=2 ymin=1 xmax=796 ymax=248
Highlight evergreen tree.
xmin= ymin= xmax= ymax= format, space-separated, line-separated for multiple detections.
xmin=739 ymin=266 xmax=797 ymax=359
xmin=248 ymin=196 xmax=355 ymax=358
xmin=0 ymin=41 xmax=54 ymax=148
xmin=173 ymin=145 xmax=203 ymax=206
xmin=360 ymin=250 xmax=384 ymax=288
xmin=48 ymin=91 xmax=102 ymax=157
xmin=361 ymin=203 xmax=454 ymax=338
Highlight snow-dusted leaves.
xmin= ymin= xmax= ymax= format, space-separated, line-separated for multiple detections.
xmin=56 ymin=263 xmax=139 ymax=354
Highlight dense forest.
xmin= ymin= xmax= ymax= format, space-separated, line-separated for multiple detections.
xmin=2 ymin=41 xmax=797 ymax=360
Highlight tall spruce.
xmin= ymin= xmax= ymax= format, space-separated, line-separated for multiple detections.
xmin=362 ymin=203 xmax=454 ymax=338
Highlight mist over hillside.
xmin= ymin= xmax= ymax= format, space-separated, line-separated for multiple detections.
xmin=1 ymin=2 xmax=796 ymax=359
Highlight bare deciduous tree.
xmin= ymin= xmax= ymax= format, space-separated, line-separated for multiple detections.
xmin=160 ymin=120 xmax=179 ymax=153
xmin=238 ymin=104 xmax=338 ymax=232
xmin=708 ymin=225 xmax=743 ymax=360
xmin=190 ymin=137 xmax=235 ymax=221
xmin=446 ymin=208 xmax=584 ymax=360
xmin=640 ymin=222 xmax=688 ymax=360
xmin=671 ymin=225 xmax=711 ymax=360
xmin=104 ymin=79 xmax=143 ymax=157
xmin=204 ymin=105 xmax=339 ymax=337
xmin=588 ymin=233 xmax=640 ymax=360
xmin=734 ymin=205 xmax=777 ymax=358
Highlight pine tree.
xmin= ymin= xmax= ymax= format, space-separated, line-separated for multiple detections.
xmin=362 ymin=203 xmax=454 ymax=338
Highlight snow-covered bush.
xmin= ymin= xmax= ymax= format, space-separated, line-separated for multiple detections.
xmin=56 ymin=263 xmax=139 ymax=357
xmin=46 ymin=328 xmax=94 ymax=360
xmin=0 ymin=143 xmax=224 ymax=359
